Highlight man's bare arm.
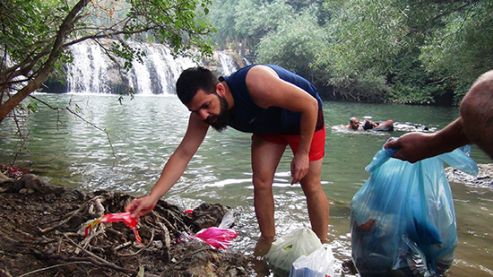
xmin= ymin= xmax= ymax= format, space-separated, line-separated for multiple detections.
xmin=385 ymin=118 xmax=469 ymax=163
xmin=126 ymin=114 xmax=208 ymax=216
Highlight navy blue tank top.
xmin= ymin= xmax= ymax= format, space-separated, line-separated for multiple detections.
xmin=222 ymin=64 xmax=324 ymax=134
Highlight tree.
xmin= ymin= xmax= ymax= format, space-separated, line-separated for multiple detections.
xmin=209 ymin=0 xmax=492 ymax=104
xmin=419 ymin=0 xmax=493 ymax=100
xmin=322 ymin=0 xmax=490 ymax=104
xmin=256 ymin=10 xmax=327 ymax=86
xmin=0 ymin=0 xmax=213 ymax=123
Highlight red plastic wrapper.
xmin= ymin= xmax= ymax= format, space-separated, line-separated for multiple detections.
xmin=84 ymin=212 xmax=142 ymax=243
xmin=194 ymin=227 xmax=238 ymax=250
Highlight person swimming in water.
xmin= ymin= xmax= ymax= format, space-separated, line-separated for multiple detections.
xmin=348 ymin=117 xmax=394 ymax=132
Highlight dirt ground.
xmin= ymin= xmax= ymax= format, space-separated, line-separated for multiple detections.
xmin=0 ymin=171 xmax=254 ymax=277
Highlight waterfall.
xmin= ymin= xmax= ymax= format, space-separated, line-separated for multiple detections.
xmin=67 ymin=42 xmax=109 ymax=94
xmin=65 ymin=41 xmax=238 ymax=94
xmin=217 ymin=51 xmax=236 ymax=76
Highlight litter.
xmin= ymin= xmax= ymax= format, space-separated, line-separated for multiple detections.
xmin=84 ymin=212 xmax=141 ymax=243
xmin=265 ymin=227 xmax=322 ymax=272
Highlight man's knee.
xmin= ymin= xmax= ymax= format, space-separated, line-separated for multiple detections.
xmin=300 ymin=178 xmax=323 ymax=195
xmin=252 ymin=175 xmax=273 ymax=191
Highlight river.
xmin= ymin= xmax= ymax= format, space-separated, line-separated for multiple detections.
xmin=0 ymin=93 xmax=492 ymax=276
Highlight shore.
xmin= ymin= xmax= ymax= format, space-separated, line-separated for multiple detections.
xmin=0 ymin=162 xmax=490 ymax=277
xmin=0 ymin=173 xmax=253 ymax=277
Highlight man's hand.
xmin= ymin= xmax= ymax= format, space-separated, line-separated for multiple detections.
xmin=125 ymin=194 xmax=159 ymax=218
xmin=384 ymin=132 xmax=434 ymax=163
xmin=291 ymin=153 xmax=309 ymax=184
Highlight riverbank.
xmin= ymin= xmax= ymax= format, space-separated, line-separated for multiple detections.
xmin=0 ymin=160 xmax=490 ymax=277
xmin=0 ymin=172 xmax=253 ymax=277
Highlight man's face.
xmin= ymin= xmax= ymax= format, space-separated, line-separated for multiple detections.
xmin=349 ymin=118 xmax=360 ymax=130
xmin=187 ymin=89 xmax=230 ymax=132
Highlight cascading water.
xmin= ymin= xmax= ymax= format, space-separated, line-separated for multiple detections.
xmin=67 ymin=42 xmax=109 ymax=94
xmin=66 ymin=41 xmax=238 ymax=95
xmin=217 ymin=51 xmax=237 ymax=76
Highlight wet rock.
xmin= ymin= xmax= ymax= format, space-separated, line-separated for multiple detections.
xmin=190 ymin=203 xmax=230 ymax=232
xmin=446 ymin=163 xmax=493 ymax=188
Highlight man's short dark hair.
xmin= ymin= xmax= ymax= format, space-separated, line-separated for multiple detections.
xmin=176 ymin=67 xmax=218 ymax=104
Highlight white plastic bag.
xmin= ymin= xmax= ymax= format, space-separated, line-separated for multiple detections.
xmin=265 ymin=228 xmax=322 ymax=272
xmin=289 ymin=244 xmax=336 ymax=277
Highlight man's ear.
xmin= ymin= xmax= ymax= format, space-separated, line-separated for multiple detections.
xmin=216 ymin=82 xmax=225 ymax=96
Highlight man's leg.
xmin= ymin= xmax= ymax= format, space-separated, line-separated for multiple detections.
xmin=251 ymin=135 xmax=286 ymax=255
xmin=300 ymin=158 xmax=329 ymax=243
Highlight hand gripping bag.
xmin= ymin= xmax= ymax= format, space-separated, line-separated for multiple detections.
xmin=351 ymin=147 xmax=477 ymax=276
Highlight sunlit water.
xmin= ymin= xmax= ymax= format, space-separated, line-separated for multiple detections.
xmin=0 ymin=93 xmax=492 ymax=276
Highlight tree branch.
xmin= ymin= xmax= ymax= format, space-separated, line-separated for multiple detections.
xmin=0 ymin=0 xmax=91 ymax=123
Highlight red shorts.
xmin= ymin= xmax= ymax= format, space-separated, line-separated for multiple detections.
xmin=253 ymin=128 xmax=326 ymax=161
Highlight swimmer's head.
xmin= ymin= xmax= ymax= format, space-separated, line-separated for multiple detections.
xmin=349 ymin=117 xmax=360 ymax=130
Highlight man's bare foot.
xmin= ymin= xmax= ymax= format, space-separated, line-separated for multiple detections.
xmin=253 ymin=236 xmax=274 ymax=257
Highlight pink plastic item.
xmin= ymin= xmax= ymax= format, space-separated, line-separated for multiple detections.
xmin=85 ymin=212 xmax=142 ymax=243
xmin=194 ymin=227 xmax=238 ymax=250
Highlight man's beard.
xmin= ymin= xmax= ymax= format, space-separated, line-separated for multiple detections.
xmin=206 ymin=93 xmax=230 ymax=132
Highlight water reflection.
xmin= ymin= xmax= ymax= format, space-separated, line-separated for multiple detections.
xmin=0 ymin=94 xmax=492 ymax=276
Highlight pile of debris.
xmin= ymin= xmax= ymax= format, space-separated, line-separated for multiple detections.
xmin=0 ymin=172 xmax=253 ymax=276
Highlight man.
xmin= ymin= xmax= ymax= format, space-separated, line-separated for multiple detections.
xmin=385 ymin=70 xmax=493 ymax=162
xmin=348 ymin=117 xmax=363 ymax=131
xmin=125 ymin=64 xmax=329 ymax=255
xmin=348 ymin=117 xmax=394 ymax=132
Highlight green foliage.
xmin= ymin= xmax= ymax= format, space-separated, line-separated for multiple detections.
xmin=317 ymin=0 xmax=492 ymax=104
xmin=110 ymin=41 xmax=146 ymax=70
xmin=385 ymin=47 xmax=452 ymax=104
xmin=236 ymin=0 xmax=296 ymax=51
xmin=209 ymin=0 xmax=297 ymax=54
xmin=207 ymin=0 xmax=493 ymax=104
xmin=126 ymin=0 xmax=213 ymax=52
xmin=208 ymin=0 xmax=238 ymax=48
xmin=419 ymin=1 xmax=493 ymax=100
xmin=1 ymin=0 xmax=214 ymax=75
xmin=26 ymin=101 xmax=39 ymax=113
xmin=256 ymin=11 xmax=327 ymax=83
xmin=325 ymin=0 xmax=409 ymax=77
xmin=328 ymin=72 xmax=390 ymax=102
xmin=1 ymin=0 xmax=64 ymax=68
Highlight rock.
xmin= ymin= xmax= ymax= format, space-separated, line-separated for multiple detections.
xmin=190 ymin=203 xmax=230 ymax=232
xmin=446 ymin=163 xmax=493 ymax=188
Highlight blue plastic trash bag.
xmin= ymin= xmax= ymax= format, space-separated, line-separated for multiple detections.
xmin=351 ymin=147 xmax=478 ymax=276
